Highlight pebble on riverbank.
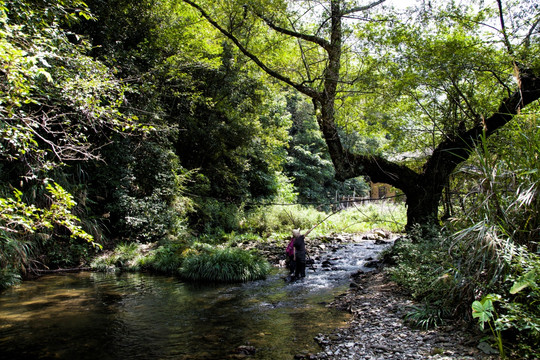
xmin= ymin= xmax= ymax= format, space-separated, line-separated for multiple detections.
xmin=311 ymin=270 xmax=498 ymax=360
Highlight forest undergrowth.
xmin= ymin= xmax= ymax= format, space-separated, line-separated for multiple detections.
xmin=386 ymin=123 xmax=540 ymax=360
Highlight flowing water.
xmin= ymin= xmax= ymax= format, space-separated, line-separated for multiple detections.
xmin=0 ymin=240 xmax=392 ymax=359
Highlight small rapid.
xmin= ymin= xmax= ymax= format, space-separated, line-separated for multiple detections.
xmin=0 ymin=238 xmax=394 ymax=360
xmin=287 ymin=240 xmax=393 ymax=290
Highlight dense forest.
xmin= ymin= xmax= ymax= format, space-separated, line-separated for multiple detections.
xmin=1 ymin=0 xmax=539 ymax=358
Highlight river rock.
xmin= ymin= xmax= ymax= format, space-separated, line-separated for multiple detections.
xmin=321 ymin=260 xmax=333 ymax=267
xmin=233 ymin=345 xmax=256 ymax=356
xmin=477 ymin=342 xmax=499 ymax=355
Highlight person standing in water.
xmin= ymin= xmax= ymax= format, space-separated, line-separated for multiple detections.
xmin=291 ymin=227 xmax=313 ymax=279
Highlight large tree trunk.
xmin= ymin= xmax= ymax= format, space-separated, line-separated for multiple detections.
xmin=321 ymin=67 xmax=540 ymax=230
xmin=184 ymin=0 xmax=540 ymax=230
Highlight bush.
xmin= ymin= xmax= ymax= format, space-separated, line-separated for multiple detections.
xmin=490 ymin=249 xmax=540 ymax=359
xmin=385 ymin=227 xmax=459 ymax=310
xmin=145 ymin=244 xmax=185 ymax=273
xmin=190 ymin=198 xmax=244 ymax=235
xmin=178 ymin=246 xmax=271 ymax=283
xmin=91 ymin=242 xmax=143 ymax=272
xmin=0 ymin=267 xmax=22 ymax=290
xmin=91 ymin=241 xmax=187 ymax=274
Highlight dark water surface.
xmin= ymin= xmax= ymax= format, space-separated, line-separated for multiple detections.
xmin=0 ymin=241 xmax=391 ymax=359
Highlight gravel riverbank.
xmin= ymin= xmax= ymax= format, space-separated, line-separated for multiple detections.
xmin=246 ymin=231 xmax=499 ymax=360
xmin=311 ymin=269 xmax=498 ymax=360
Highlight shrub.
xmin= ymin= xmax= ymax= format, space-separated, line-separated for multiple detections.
xmin=190 ymin=198 xmax=244 ymax=235
xmin=145 ymin=244 xmax=184 ymax=273
xmin=405 ymin=302 xmax=450 ymax=330
xmin=0 ymin=267 xmax=22 ymax=290
xmin=91 ymin=242 xmax=142 ymax=272
xmin=178 ymin=246 xmax=271 ymax=283
xmin=491 ymin=249 xmax=540 ymax=359
xmin=385 ymin=227 xmax=458 ymax=308
xmin=91 ymin=241 xmax=187 ymax=274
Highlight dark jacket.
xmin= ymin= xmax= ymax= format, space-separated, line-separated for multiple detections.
xmin=293 ymin=235 xmax=306 ymax=255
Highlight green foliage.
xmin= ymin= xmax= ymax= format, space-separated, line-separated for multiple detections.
xmin=385 ymin=227 xmax=459 ymax=310
xmin=0 ymin=0 xmax=138 ymax=286
xmin=174 ymin=55 xmax=291 ymax=204
xmin=284 ymin=93 xmax=369 ymax=203
xmin=179 ymin=246 xmax=270 ymax=283
xmin=241 ymin=202 xmax=406 ymax=237
xmin=496 ymin=250 xmax=540 ymax=359
xmin=405 ymin=302 xmax=450 ymax=330
xmin=102 ymin=137 xmax=193 ymax=242
xmin=472 ymin=294 xmax=505 ymax=359
xmin=91 ymin=242 xmax=142 ymax=272
xmin=0 ymin=182 xmax=99 ymax=282
xmin=0 ymin=267 xmax=22 ymax=290
xmin=0 ymin=0 xmax=136 ymax=173
xmin=190 ymin=198 xmax=244 ymax=236
xmin=91 ymin=241 xmax=187 ymax=274
xmin=146 ymin=244 xmax=185 ymax=273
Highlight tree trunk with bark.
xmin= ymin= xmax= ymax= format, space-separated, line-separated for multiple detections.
xmin=184 ymin=0 xmax=540 ymax=230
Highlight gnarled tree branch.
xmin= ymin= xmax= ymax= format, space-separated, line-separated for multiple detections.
xmin=342 ymin=0 xmax=386 ymax=16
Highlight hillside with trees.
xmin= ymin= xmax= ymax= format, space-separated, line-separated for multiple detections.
xmin=1 ymin=0 xmax=538 ymax=358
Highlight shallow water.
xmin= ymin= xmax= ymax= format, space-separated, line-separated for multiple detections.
xmin=0 ymin=240 xmax=391 ymax=359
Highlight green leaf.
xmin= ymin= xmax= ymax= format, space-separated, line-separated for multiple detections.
xmin=510 ymin=270 xmax=537 ymax=294
xmin=472 ymin=299 xmax=494 ymax=330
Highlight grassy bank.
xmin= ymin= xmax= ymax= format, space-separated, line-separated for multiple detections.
xmin=89 ymin=202 xmax=406 ymax=282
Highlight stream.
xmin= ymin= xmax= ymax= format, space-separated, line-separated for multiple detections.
xmin=0 ymin=240 xmax=392 ymax=359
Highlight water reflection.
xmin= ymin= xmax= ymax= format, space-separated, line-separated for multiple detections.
xmin=0 ymin=241 xmax=390 ymax=359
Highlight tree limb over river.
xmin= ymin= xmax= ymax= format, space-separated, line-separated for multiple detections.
xmin=183 ymin=0 xmax=540 ymax=229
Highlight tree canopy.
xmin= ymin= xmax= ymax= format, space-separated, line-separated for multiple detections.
xmin=182 ymin=0 xmax=540 ymax=228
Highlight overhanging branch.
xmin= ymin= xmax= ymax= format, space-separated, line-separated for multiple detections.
xmin=423 ymin=67 xmax=540 ymax=178
xmin=182 ymin=0 xmax=321 ymax=99
xmin=252 ymin=10 xmax=332 ymax=51
xmin=342 ymin=0 xmax=386 ymax=16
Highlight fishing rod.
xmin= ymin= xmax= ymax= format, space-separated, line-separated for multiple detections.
xmin=291 ymin=208 xmax=343 ymax=273
xmin=304 ymin=207 xmax=343 ymax=236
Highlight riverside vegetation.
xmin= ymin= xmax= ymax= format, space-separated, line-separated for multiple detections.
xmin=1 ymin=1 xmax=539 ymax=359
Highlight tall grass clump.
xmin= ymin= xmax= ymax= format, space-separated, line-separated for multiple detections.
xmin=179 ymin=246 xmax=271 ymax=283
xmin=318 ymin=202 xmax=406 ymax=234
xmin=447 ymin=123 xmax=540 ymax=358
xmin=91 ymin=241 xmax=187 ymax=274
xmin=91 ymin=242 xmax=145 ymax=272
xmin=145 ymin=244 xmax=185 ymax=273
xmin=385 ymin=225 xmax=459 ymax=318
